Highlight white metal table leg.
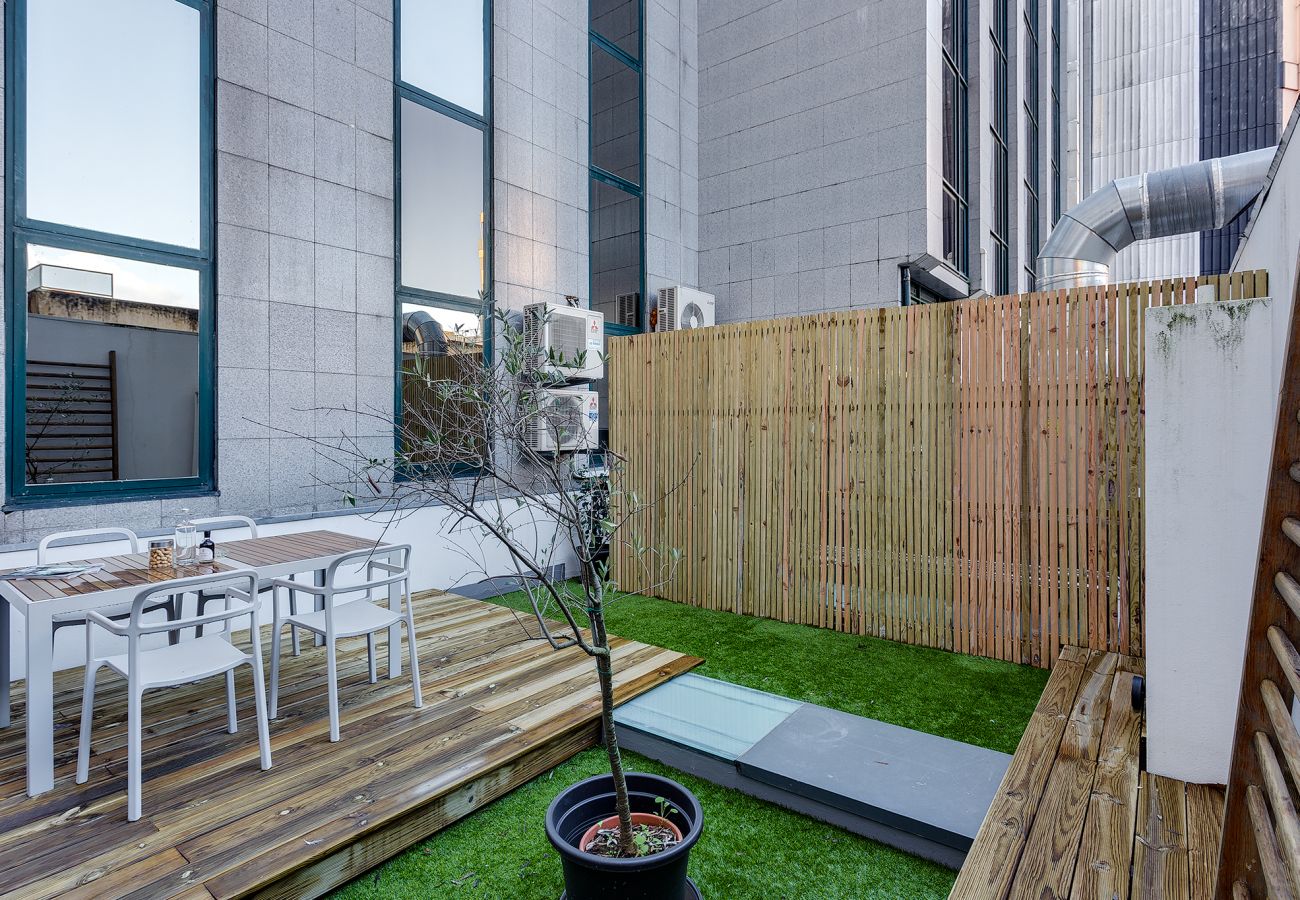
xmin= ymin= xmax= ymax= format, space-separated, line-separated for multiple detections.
xmin=24 ymin=608 xmax=55 ymax=796
xmin=314 ymin=569 xmax=325 ymax=648
xmin=1 ymin=600 xmax=10 ymax=728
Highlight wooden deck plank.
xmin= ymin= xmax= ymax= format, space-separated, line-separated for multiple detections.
xmin=953 ymin=648 xmax=1221 ymax=900
xmin=1068 ymin=671 xmax=1143 ymax=900
xmin=0 ymin=592 xmax=701 ymax=899
xmin=1133 ymin=773 xmax=1191 ymax=899
xmin=948 ymin=647 xmax=1088 ymax=899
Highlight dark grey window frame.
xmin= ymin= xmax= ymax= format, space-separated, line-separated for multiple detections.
xmin=589 ymin=2 xmax=645 ymax=337
xmin=941 ymin=0 xmax=969 ymax=276
xmin=4 ymin=0 xmax=216 ymax=508
xmin=392 ymin=0 xmax=494 ymax=469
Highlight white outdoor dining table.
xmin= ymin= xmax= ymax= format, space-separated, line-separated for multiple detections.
xmin=0 ymin=529 xmax=400 ymax=797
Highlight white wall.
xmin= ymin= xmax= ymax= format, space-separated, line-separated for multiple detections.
xmin=4 ymin=500 xmax=578 ymax=674
xmin=1144 ymin=297 xmax=1275 ymax=784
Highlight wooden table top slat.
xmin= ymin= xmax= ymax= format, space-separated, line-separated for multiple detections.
xmin=215 ymin=530 xmax=387 ymax=570
xmin=0 ymin=531 xmax=385 ymax=604
xmin=0 ymin=555 xmax=236 ymax=602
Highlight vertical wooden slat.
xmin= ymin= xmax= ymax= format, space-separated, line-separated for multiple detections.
xmin=610 ymin=272 xmax=1266 ymax=668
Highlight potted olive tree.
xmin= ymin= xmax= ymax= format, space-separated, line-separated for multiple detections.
xmin=316 ymin=297 xmax=702 ymax=899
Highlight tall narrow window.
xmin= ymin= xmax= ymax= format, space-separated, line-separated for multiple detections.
xmin=941 ymin=0 xmax=969 ymax=275
xmin=395 ymin=0 xmax=491 ymax=466
xmin=1023 ymin=0 xmax=1042 ymax=290
xmin=990 ymin=0 xmax=1010 ymax=294
xmin=7 ymin=0 xmax=213 ymax=501
xmin=1050 ymin=0 xmax=1062 ymax=225
xmin=590 ymin=0 xmax=644 ymax=336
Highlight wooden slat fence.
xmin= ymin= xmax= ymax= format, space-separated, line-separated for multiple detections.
xmin=609 ymin=271 xmax=1270 ymax=667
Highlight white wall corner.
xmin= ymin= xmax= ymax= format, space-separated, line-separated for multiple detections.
xmin=1144 ymin=296 xmax=1276 ymax=784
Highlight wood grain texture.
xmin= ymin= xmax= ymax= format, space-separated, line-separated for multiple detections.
xmin=953 ymin=651 xmax=1218 ymax=900
xmin=0 ymin=591 xmax=700 ymax=899
xmin=1217 ymin=252 xmax=1300 ymax=898
xmin=608 ymin=273 xmax=1269 ymax=667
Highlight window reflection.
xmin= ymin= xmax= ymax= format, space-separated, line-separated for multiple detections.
xmin=399 ymin=303 xmax=487 ymax=466
xmin=590 ymin=180 xmax=642 ymax=328
xmin=26 ymin=0 xmax=201 ymax=248
xmin=23 ymin=245 xmax=200 ymax=485
xmin=399 ymin=100 xmax=486 ymax=300
xmin=590 ymin=0 xmax=639 ymax=59
xmin=591 ymin=45 xmax=641 ymax=186
xmin=399 ymin=0 xmax=484 ymax=115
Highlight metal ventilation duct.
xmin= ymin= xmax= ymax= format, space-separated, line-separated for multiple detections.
xmin=1036 ymin=147 xmax=1276 ymax=290
xmin=401 ymin=309 xmax=448 ymax=357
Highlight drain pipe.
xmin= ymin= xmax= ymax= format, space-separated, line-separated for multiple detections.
xmin=1036 ymin=147 xmax=1276 ymax=290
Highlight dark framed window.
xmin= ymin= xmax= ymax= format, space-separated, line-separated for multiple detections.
xmin=394 ymin=0 xmax=492 ymax=464
xmin=1050 ymin=0 xmax=1062 ymax=225
xmin=1023 ymin=1 xmax=1041 ymax=290
xmin=941 ymin=0 xmax=968 ymax=276
xmin=590 ymin=1 xmax=645 ymax=336
xmin=990 ymin=0 xmax=1010 ymax=294
xmin=5 ymin=0 xmax=214 ymax=504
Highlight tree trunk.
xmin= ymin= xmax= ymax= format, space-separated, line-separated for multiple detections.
xmin=590 ymin=600 xmax=635 ymax=856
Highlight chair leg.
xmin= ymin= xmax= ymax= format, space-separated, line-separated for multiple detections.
xmin=326 ymin=640 xmax=340 ymax=742
xmin=367 ymin=632 xmax=377 ymax=684
xmin=289 ymin=587 xmax=301 ymax=657
xmin=75 ymin=663 xmax=99 ymax=784
xmin=195 ymin=593 xmax=208 ymax=639
xmin=270 ymin=622 xmax=282 ymax=719
xmin=405 ymin=595 xmax=422 ymax=709
xmin=166 ymin=596 xmax=182 ymax=646
xmin=225 ymin=670 xmax=238 ymax=734
xmin=127 ymin=687 xmax=143 ymax=822
xmin=249 ymin=660 xmax=272 ymax=770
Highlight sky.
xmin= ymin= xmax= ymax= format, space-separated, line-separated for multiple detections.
xmin=400 ymin=0 xmax=484 ymax=114
xmin=25 ymin=0 xmax=200 ymax=249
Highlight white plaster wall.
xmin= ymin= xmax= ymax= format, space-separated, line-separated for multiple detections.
xmin=2 ymin=500 xmax=578 ymax=674
xmin=1144 ymin=297 xmax=1275 ymax=784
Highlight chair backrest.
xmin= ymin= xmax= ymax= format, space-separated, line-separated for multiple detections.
xmin=190 ymin=515 xmax=258 ymax=538
xmin=324 ymin=544 xmax=411 ymax=587
xmin=116 ymin=570 xmax=261 ymax=666
xmin=38 ymin=527 xmax=140 ymax=563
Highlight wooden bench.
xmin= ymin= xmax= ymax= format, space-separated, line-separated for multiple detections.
xmin=950 ymin=646 xmax=1225 ymax=899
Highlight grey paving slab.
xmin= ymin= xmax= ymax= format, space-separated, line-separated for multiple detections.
xmin=736 ymin=703 xmax=1010 ymax=850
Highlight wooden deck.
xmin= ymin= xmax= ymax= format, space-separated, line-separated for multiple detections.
xmin=0 ymin=591 xmax=700 ymax=899
xmin=950 ymin=646 xmax=1224 ymax=899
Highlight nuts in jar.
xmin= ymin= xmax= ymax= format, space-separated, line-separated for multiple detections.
xmin=148 ymin=539 xmax=175 ymax=571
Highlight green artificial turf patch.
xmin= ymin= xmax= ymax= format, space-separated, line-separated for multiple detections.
xmin=330 ymin=587 xmax=1048 ymax=899
xmin=329 ymin=747 xmax=957 ymax=900
xmin=488 ymin=587 xmax=1048 ymax=755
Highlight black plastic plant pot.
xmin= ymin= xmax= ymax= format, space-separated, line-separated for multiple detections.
xmin=546 ymin=771 xmax=703 ymax=900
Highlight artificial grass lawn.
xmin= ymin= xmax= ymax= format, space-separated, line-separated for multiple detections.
xmin=330 ymin=747 xmax=958 ymax=900
xmin=331 ymin=589 xmax=1047 ymax=898
xmin=489 ymin=587 xmax=1049 ymax=755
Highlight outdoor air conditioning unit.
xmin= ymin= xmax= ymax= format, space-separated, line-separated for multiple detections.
xmin=656 ymin=286 xmax=716 ymax=331
xmin=523 ymin=302 xmax=605 ymax=382
xmin=524 ymin=387 xmax=599 ymax=452
xmin=616 ymin=292 xmax=640 ymax=327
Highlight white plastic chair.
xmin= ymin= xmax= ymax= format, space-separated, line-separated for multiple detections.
xmin=76 ymin=569 xmax=272 ymax=821
xmin=41 ymin=528 xmax=181 ymax=647
xmin=190 ymin=517 xmax=317 ymax=649
xmin=269 ymin=545 xmax=421 ymax=742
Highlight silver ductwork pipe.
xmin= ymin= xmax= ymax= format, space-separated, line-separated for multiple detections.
xmin=401 ymin=310 xmax=448 ymax=357
xmin=1036 ymin=147 xmax=1276 ymax=290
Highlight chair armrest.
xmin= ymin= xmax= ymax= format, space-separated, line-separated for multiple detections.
xmin=84 ymin=609 xmax=128 ymax=635
xmin=366 ymin=559 xmax=406 ymax=576
xmin=268 ymin=577 xmax=326 ymax=596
